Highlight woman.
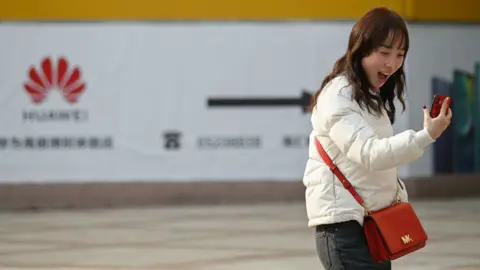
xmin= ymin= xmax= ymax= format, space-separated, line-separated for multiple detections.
xmin=303 ymin=7 xmax=452 ymax=270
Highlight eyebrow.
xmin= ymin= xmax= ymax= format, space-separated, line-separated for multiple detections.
xmin=380 ymin=44 xmax=406 ymax=51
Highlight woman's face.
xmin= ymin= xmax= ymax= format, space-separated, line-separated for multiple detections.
xmin=361 ymin=36 xmax=406 ymax=90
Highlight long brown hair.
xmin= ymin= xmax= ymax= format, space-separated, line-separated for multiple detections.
xmin=307 ymin=7 xmax=409 ymax=124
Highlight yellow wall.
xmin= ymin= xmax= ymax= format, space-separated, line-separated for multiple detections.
xmin=1 ymin=0 xmax=479 ymax=22
xmin=405 ymin=0 xmax=480 ymax=23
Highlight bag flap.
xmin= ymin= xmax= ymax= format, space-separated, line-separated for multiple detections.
xmin=366 ymin=202 xmax=428 ymax=254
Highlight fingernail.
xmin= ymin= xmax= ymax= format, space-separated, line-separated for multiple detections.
xmin=422 ymin=105 xmax=426 ymax=109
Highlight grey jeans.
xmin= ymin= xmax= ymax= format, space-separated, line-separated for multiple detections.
xmin=315 ymin=220 xmax=392 ymax=270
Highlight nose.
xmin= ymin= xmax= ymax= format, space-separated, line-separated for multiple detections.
xmin=385 ymin=54 xmax=400 ymax=71
xmin=385 ymin=60 xmax=393 ymax=68
xmin=384 ymin=60 xmax=394 ymax=72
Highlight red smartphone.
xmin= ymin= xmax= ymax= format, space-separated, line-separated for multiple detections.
xmin=430 ymin=95 xmax=451 ymax=118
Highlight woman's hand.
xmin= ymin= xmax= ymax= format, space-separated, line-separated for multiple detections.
xmin=423 ymin=98 xmax=452 ymax=140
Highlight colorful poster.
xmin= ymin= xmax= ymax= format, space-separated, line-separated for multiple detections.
xmin=452 ymin=70 xmax=475 ymax=173
xmin=475 ymin=63 xmax=480 ymax=171
xmin=431 ymin=77 xmax=454 ymax=174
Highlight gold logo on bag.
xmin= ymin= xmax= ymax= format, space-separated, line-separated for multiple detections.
xmin=401 ymin=234 xmax=413 ymax=244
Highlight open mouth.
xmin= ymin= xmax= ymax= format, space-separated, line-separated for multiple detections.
xmin=378 ymin=72 xmax=389 ymax=81
xmin=378 ymin=72 xmax=390 ymax=84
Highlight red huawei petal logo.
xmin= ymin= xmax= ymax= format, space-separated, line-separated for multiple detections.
xmin=24 ymin=56 xmax=86 ymax=104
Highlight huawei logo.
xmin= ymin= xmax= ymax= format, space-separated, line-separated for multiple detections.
xmin=24 ymin=56 xmax=86 ymax=104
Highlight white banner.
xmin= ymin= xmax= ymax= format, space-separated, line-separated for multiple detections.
xmin=0 ymin=22 xmax=476 ymax=183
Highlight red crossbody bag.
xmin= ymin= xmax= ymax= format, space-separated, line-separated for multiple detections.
xmin=314 ymin=137 xmax=428 ymax=263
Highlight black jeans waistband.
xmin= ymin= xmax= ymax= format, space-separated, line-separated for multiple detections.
xmin=316 ymin=220 xmax=359 ymax=232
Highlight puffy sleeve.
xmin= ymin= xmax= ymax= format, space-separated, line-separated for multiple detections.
xmin=318 ymin=91 xmax=435 ymax=171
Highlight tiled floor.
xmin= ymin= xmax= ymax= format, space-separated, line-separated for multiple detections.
xmin=0 ymin=198 xmax=479 ymax=270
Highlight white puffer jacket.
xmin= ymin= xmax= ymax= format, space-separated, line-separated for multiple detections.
xmin=303 ymin=75 xmax=435 ymax=228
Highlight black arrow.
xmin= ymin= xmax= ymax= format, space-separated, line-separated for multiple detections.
xmin=207 ymin=90 xmax=313 ymax=113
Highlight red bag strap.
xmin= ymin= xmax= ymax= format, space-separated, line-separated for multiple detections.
xmin=314 ymin=137 xmax=365 ymax=207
